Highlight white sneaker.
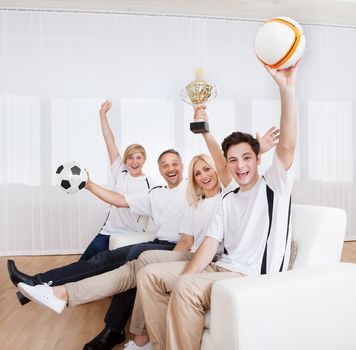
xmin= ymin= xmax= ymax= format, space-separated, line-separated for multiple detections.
xmin=18 ymin=282 xmax=66 ymax=314
xmin=123 ymin=340 xmax=153 ymax=350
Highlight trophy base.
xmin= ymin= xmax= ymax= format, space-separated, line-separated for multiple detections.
xmin=190 ymin=121 xmax=209 ymax=134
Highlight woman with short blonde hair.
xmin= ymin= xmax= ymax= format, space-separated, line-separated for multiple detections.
xmin=122 ymin=144 xmax=146 ymax=165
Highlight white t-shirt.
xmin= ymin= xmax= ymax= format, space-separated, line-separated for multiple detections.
xmin=179 ymin=181 xmax=237 ymax=253
xmin=207 ymin=153 xmax=294 ymax=276
xmin=179 ymin=195 xmax=221 ymax=253
xmin=100 ymin=156 xmax=154 ymax=236
xmin=125 ymin=180 xmax=188 ymax=243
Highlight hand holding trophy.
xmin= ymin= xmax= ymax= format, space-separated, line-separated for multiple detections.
xmin=180 ymin=68 xmax=218 ymax=133
xmin=193 ymin=104 xmax=208 ymax=126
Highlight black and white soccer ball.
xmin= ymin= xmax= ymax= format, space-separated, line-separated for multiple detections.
xmin=55 ymin=161 xmax=88 ymax=194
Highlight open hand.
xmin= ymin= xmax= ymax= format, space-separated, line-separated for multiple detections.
xmin=264 ymin=58 xmax=301 ymax=90
xmin=257 ymin=126 xmax=280 ymax=154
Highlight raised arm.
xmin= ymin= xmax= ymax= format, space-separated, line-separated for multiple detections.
xmin=99 ymin=100 xmax=120 ymax=165
xmin=193 ymin=105 xmax=232 ymax=188
xmin=193 ymin=106 xmax=280 ymax=187
xmin=86 ymin=174 xmax=129 ymax=208
xmin=264 ymin=61 xmax=300 ymax=170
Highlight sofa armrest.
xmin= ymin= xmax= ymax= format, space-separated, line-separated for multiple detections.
xmin=207 ymin=263 xmax=356 ymax=350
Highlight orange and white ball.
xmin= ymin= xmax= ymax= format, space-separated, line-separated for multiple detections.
xmin=254 ymin=17 xmax=305 ymax=69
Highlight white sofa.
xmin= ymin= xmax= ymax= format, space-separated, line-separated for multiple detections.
xmin=201 ymin=204 xmax=356 ymax=350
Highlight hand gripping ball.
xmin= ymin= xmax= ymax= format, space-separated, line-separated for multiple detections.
xmin=56 ymin=161 xmax=88 ymax=194
xmin=254 ymin=17 xmax=305 ymax=69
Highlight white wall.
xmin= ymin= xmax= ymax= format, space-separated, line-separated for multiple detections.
xmin=0 ymin=10 xmax=355 ymax=255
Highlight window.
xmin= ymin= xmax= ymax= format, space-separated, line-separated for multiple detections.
xmin=0 ymin=95 xmax=41 ymax=185
xmin=308 ymin=101 xmax=353 ymax=182
xmin=121 ymin=97 xmax=175 ymax=182
xmin=252 ymin=99 xmax=300 ymax=178
xmin=51 ymin=97 xmax=108 ymax=185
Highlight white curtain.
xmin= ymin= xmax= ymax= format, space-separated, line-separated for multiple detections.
xmin=0 ymin=9 xmax=355 ymax=255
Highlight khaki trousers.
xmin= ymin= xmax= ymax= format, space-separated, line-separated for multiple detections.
xmin=64 ymin=250 xmax=193 ymax=334
xmin=137 ymin=261 xmax=245 ymax=350
xmin=128 ymin=250 xmax=193 ymax=335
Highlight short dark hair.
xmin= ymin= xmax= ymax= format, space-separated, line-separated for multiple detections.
xmin=221 ymin=132 xmax=260 ymax=159
xmin=157 ymin=149 xmax=182 ymax=165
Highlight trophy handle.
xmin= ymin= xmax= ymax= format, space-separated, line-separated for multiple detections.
xmin=208 ymin=88 xmax=218 ymax=102
xmin=180 ymin=89 xmax=194 ymax=105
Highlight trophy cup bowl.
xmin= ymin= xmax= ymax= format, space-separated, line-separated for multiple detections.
xmin=180 ymin=69 xmax=218 ymax=134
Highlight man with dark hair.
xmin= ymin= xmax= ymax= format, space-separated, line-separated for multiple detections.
xmin=136 ymin=61 xmax=300 ymax=350
xmin=221 ymin=131 xmax=260 ymax=158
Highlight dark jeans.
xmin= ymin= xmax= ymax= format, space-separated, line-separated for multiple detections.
xmin=36 ymin=244 xmax=134 ymax=285
xmin=79 ymin=233 xmax=110 ymax=261
xmin=35 ymin=239 xmax=175 ymax=291
xmin=103 ymin=241 xmax=175 ymax=331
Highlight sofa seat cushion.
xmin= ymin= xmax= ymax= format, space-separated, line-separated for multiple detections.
xmin=109 ymin=232 xmax=156 ymax=250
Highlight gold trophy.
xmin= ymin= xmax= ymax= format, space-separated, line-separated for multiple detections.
xmin=180 ymin=68 xmax=218 ymax=133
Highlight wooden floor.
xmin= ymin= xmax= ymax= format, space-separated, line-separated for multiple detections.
xmin=0 ymin=255 xmax=133 ymax=350
xmin=1 ymin=243 xmax=356 ymax=350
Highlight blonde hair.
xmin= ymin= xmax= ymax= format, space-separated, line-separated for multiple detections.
xmin=186 ymin=154 xmax=219 ymax=207
xmin=123 ymin=144 xmax=146 ymax=164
